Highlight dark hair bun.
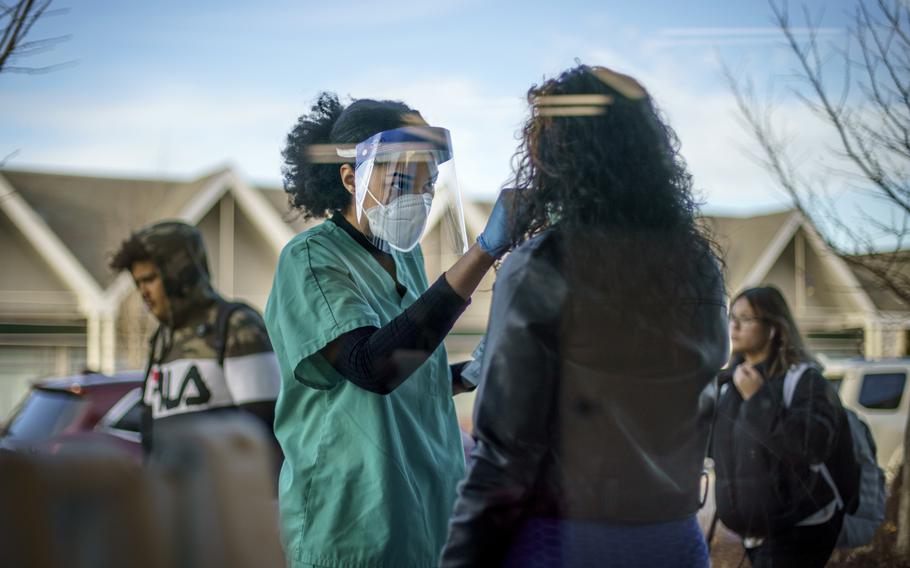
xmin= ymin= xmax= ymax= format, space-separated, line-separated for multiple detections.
xmin=281 ymin=92 xmax=418 ymax=219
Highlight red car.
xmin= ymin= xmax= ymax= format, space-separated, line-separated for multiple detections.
xmin=0 ymin=371 xmax=144 ymax=462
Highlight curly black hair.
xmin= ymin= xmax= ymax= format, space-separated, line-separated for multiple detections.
xmin=281 ymin=92 xmax=420 ymax=219
xmin=510 ymin=64 xmax=703 ymax=241
xmin=109 ymin=233 xmax=151 ymax=272
xmin=508 ymin=64 xmax=724 ymax=305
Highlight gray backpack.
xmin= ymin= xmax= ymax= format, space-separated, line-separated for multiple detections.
xmin=835 ymin=410 xmax=886 ymax=548
xmin=784 ymin=364 xmax=886 ymax=548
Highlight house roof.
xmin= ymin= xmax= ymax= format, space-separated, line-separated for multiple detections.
xmin=0 ymin=167 xmax=895 ymax=319
xmin=2 ymin=168 xmax=227 ymax=288
xmin=255 ymin=185 xmax=316 ymax=234
xmin=700 ymin=210 xmax=796 ymax=292
xmin=847 ymin=250 xmax=910 ymax=312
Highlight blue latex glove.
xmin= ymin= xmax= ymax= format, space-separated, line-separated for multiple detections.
xmin=477 ymin=188 xmax=519 ymax=259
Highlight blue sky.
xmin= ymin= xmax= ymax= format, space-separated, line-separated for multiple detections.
xmin=0 ymin=0 xmax=861 ymax=215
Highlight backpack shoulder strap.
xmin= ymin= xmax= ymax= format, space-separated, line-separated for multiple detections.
xmin=783 ymin=362 xmax=849 ymax=512
xmin=783 ymin=362 xmax=814 ymax=408
xmin=143 ymin=325 xmax=162 ymax=386
xmin=705 ymin=376 xmax=720 ymax=457
xmin=700 ymin=376 xmax=721 ymax=510
xmin=214 ymin=301 xmax=250 ymax=367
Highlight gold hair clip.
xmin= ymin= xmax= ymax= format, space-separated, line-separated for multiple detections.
xmin=589 ymin=67 xmax=648 ymax=100
xmin=302 ymin=144 xmax=356 ymax=163
xmin=533 ymin=94 xmax=614 ymax=116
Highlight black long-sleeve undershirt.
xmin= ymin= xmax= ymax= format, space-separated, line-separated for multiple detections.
xmin=329 ymin=274 xmax=469 ymax=394
xmin=325 ymin=212 xmax=471 ymax=394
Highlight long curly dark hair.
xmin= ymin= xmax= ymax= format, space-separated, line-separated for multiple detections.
xmin=509 ymin=64 xmax=704 ymax=237
xmin=281 ymin=92 xmax=419 ymax=219
xmin=508 ymin=64 xmax=724 ymax=304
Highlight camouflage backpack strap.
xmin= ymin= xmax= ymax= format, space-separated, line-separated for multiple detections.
xmin=214 ymin=301 xmax=251 ymax=367
xmin=143 ymin=325 xmax=162 ymax=386
xmin=138 ymin=325 xmax=163 ymax=455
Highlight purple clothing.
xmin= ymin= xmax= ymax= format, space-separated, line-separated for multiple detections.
xmin=505 ymin=515 xmax=708 ymax=568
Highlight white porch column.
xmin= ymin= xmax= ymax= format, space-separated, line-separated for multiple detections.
xmin=219 ymin=194 xmax=235 ymax=297
xmin=864 ymin=320 xmax=882 ymax=359
xmin=794 ymin=230 xmax=806 ymax=315
xmin=879 ymin=321 xmax=904 ymax=358
xmin=86 ymin=312 xmax=101 ymax=371
xmin=55 ymin=346 xmax=68 ymax=376
xmin=100 ymin=311 xmax=117 ymax=375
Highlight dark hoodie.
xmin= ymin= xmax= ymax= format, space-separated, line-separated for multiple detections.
xmin=135 ymin=221 xmax=281 ymax=449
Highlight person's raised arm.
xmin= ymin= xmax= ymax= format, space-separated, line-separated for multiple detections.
xmin=322 ymin=189 xmax=518 ymax=394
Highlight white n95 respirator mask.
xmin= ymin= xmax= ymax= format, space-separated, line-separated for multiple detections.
xmin=364 ymin=193 xmax=433 ymax=252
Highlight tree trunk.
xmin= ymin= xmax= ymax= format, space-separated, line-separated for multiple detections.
xmin=897 ymin=407 xmax=910 ymax=555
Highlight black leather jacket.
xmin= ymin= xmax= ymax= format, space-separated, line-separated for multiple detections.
xmin=441 ymin=228 xmax=729 ymax=567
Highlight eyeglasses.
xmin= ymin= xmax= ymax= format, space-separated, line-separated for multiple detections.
xmin=729 ymin=315 xmax=764 ymax=327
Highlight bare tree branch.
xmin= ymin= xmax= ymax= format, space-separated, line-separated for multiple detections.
xmin=0 ymin=148 xmax=19 ymax=168
xmin=1 ymin=0 xmax=71 ymax=167
xmin=730 ymin=0 xmax=910 ymax=312
xmin=855 ymin=7 xmax=910 ymax=158
xmin=772 ymin=0 xmax=910 ymax=216
xmin=0 ymin=0 xmax=69 ymax=75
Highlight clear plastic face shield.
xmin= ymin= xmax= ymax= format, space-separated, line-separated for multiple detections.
xmin=337 ymin=126 xmax=469 ymax=255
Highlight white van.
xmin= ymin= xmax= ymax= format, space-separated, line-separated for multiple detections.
xmin=822 ymin=358 xmax=908 ymax=478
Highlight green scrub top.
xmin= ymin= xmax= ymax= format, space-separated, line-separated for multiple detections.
xmin=265 ymin=218 xmax=465 ymax=568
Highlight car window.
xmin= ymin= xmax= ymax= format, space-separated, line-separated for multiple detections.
xmin=858 ymin=372 xmax=906 ymax=410
xmin=111 ymin=401 xmax=142 ymax=433
xmin=2 ymin=390 xmax=84 ymax=440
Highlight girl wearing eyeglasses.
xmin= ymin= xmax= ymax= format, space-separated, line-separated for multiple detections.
xmin=713 ymin=286 xmax=853 ymax=568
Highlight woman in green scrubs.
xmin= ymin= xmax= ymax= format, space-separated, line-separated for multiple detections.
xmin=265 ymin=93 xmax=512 ymax=567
